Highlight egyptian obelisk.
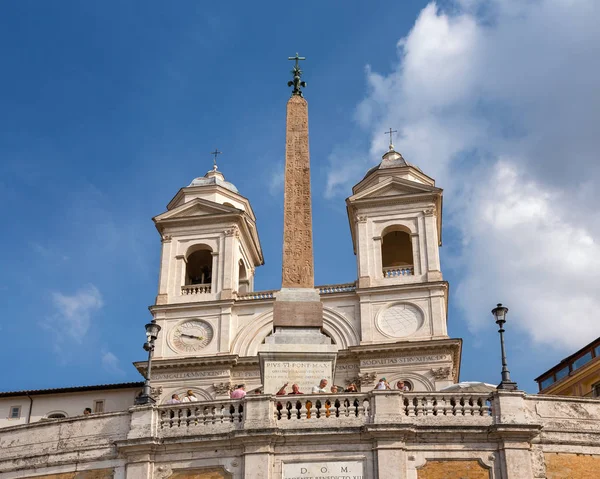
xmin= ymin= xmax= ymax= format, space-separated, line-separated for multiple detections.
xmin=272 ymin=53 xmax=323 ymax=328
xmin=258 ymin=54 xmax=336 ymax=394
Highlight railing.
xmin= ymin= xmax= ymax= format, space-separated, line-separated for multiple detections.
xmin=181 ymin=284 xmax=211 ymax=295
xmin=236 ymin=283 xmax=357 ymax=301
xmin=159 ymin=400 xmax=244 ymax=429
xmin=403 ymin=393 xmax=492 ymax=416
xmin=318 ymin=283 xmax=356 ymax=294
xmin=383 ymin=266 xmax=414 ymax=278
xmin=237 ymin=290 xmax=275 ymax=300
xmin=274 ymin=393 xmax=369 ymax=422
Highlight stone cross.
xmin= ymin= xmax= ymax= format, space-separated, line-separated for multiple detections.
xmin=385 ymin=128 xmax=397 ymax=149
xmin=210 ymin=149 xmax=222 ymax=170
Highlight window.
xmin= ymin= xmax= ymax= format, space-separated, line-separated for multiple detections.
xmin=572 ymin=351 xmax=593 ymax=370
xmin=238 ymin=260 xmax=249 ymax=294
xmin=594 ymin=345 xmax=600 ymax=357
xmin=93 ymin=400 xmax=105 ymax=413
xmin=9 ymin=406 xmax=21 ymax=419
xmin=47 ymin=412 xmax=67 ymax=419
xmin=555 ymin=365 xmax=570 ymax=381
xmin=593 ymin=383 xmax=600 ymax=398
xmin=381 ymin=227 xmax=414 ymax=276
xmin=186 ymin=248 xmax=212 ymax=285
xmin=540 ymin=376 xmax=555 ymax=390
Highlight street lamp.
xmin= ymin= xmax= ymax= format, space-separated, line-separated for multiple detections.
xmin=491 ymin=303 xmax=518 ymax=391
xmin=135 ymin=321 xmax=162 ymax=405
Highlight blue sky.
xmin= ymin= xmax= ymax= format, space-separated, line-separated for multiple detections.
xmin=1 ymin=0 xmax=598 ymax=393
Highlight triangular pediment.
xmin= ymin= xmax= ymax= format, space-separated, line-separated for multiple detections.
xmin=154 ymin=198 xmax=241 ymax=222
xmin=350 ymin=177 xmax=441 ymax=202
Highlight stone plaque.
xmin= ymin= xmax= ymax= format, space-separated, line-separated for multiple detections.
xmin=263 ymin=360 xmax=333 ymax=394
xmin=283 ymin=461 xmax=363 ymax=479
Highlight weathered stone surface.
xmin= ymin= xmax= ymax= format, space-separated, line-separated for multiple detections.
xmin=545 ymin=453 xmax=600 ymax=479
xmin=169 ymin=468 xmax=231 ymax=479
xmin=272 ymin=300 xmax=323 ymax=328
xmin=281 ymin=95 xmax=314 ymax=289
xmin=417 ymin=460 xmax=489 ymax=479
xmin=22 ymin=469 xmax=114 ymax=479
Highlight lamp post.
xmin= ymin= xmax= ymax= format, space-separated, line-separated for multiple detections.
xmin=491 ymin=303 xmax=518 ymax=391
xmin=135 ymin=321 xmax=162 ymax=405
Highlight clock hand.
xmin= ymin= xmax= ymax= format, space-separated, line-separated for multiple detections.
xmin=181 ymin=333 xmax=204 ymax=340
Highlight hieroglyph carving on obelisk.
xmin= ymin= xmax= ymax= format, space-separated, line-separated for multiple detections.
xmin=281 ymin=94 xmax=315 ymax=288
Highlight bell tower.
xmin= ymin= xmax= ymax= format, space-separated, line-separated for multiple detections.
xmin=346 ymin=140 xmax=448 ymax=342
xmin=153 ymin=161 xmax=264 ymax=306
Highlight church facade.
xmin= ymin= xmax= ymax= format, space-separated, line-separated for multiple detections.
xmin=1 ymin=62 xmax=600 ymax=479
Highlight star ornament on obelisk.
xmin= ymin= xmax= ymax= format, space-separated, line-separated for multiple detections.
xmin=259 ymin=54 xmax=336 ymax=395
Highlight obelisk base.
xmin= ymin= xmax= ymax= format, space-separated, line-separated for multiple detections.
xmin=272 ymin=288 xmax=323 ymax=328
xmin=259 ymin=288 xmax=337 ymax=394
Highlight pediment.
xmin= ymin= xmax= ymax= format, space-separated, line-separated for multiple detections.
xmin=154 ymin=198 xmax=240 ymax=222
xmin=350 ymin=177 xmax=440 ymax=202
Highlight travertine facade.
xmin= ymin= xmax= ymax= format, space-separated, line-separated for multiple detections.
xmin=2 ymin=392 xmax=600 ymax=478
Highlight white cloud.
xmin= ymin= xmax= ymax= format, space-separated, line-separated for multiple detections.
xmin=101 ymin=350 xmax=125 ymax=376
xmin=326 ymin=0 xmax=600 ymax=351
xmin=47 ymin=284 xmax=103 ymax=344
xmin=268 ymin=161 xmax=285 ymax=196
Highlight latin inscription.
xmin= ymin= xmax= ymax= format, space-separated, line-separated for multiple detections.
xmin=263 ymin=360 xmax=332 ymax=394
xmin=283 ymin=461 xmax=363 ymax=479
xmin=153 ymin=370 xmax=229 ymax=380
xmin=360 ymin=354 xmax=450 ymax=367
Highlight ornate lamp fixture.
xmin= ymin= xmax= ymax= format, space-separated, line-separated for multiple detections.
xmin=135 ymin=321 xmax=162 ymax=405
xmin=491 ymin=303 xmax=518 ymax=391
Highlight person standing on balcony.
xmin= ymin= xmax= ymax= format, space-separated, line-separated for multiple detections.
xmin=230 ymin=384 xmax=247 ymax=399
xmin=182 ymin=390 xmax=198 ymax=402
xmin=165 ymin=394 xmax=181 ymax=404
xmin=345 ymin=383 xmax=358 ymax=393
xmin=312 ymin=379 xmax=328 ymax=393
xmin=375 ymin=378 xmax=391 ymax=390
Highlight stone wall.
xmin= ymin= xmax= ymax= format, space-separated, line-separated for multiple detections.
xmin=417 ymin=460 xmax=489 ymax=479
xmin=545 ymin=453 xmax=600 ymax=479
xmin=22 ymin=469 xmax=114 ymax=479
xmin=1 ymin=392 xmax=600 ymax=479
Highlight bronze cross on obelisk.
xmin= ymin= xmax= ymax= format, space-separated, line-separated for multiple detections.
xmin=210 ymin=148 xmax=222 ymax=170
xmin=287 ymin=53 xmax=307 ymax=97
xmin=385 ymin=128 xmax=398 ymax=149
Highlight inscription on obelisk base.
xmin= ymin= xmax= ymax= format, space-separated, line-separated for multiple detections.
xmin=258 ymin=59 xmax=337 ymax=394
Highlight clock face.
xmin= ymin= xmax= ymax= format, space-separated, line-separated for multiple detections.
xmin=170 ymin=320 xmax=213 ymax=353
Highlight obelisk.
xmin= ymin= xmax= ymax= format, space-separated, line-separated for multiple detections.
xmin=258 ymin=54 xmax=336 ymax=394
xmin=272 ymin=53 xmax=323 ymax=328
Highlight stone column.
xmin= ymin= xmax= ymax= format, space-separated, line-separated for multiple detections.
xmin=243 ymin=442 xmax=273 ymax=479
xmin=374 ymin=439 xmax=407 ymax=479
xmin=155 ymin=235 xmax=171 ymax=305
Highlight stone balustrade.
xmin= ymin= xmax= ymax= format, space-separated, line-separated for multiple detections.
xmin=153 ymin=391 xmax=494 ymax=434
xmin=383 ymin=265 xmax=414 ymax=277
xmin=317 ymin=283 xmax=356 ymax=294
xmin=404 ymin=392 xmax=492 ymax=417
xmin=159 ymin=399 xmax=244 ymax=429
xmin=274 ymin=393 xmax=370 ymax=423
xmin=236 ymin=290 xmax=276 ymax=300
xmin=181 ymin=284 xmax=211 ymax=295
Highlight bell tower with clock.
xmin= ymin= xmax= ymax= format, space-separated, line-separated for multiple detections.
xmin=148 ymin=159 xmax=264 ymax=363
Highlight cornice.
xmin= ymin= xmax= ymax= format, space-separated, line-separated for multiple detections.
xmin=356 ymin=280 xmax=449 ymax=296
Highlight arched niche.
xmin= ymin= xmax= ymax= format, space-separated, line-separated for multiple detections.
xmin=230 ymin=307 xmax=360 ymax=357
